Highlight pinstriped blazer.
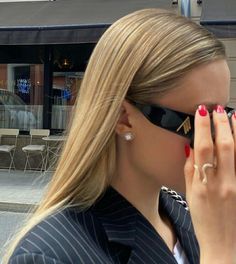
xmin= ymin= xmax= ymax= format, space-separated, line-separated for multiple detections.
xmin=9 ymin=187 xmax=200 ymax=264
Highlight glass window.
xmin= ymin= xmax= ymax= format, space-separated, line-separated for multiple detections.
xmin=0 ymin=63 xmax=44 ymax=132
xmin=50 ymin=43 xmax=95 ymax=132
xmin=51 ymin=71 xmax=82 ymax=130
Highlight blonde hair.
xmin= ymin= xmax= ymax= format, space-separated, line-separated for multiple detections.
xmin=4 ymin=8 xmax=225 ymax=262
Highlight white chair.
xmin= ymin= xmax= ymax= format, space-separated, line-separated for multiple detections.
xmin=0 ymin=128 xmax=19 ymax=172
xmin=22 ymin=129 xmax=50 ymax=172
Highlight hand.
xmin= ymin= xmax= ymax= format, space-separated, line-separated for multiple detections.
xmin=184 ymin=105 xmax=236 ymax=264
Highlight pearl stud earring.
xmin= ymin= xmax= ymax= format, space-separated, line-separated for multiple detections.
xmin=124 ymin=132 xmax=134 ymax=141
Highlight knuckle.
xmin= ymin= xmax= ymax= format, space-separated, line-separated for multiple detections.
xmin=217 ymin=138 xmax=234 ymax=152
xmin=214 ymin=113 xmax=229 ymax=123
xmin=219 ymin=185 xmax=236 ymax=200
xmin=196 ymin=142 xmax=213 ymax=156
xmin=219 ymin=116 xmax=229 ymax=124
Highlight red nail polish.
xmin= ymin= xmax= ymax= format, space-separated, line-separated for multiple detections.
xmin=185 ymin=144 xmax=190 ymax=158
xmin=233 ymin=111 xmax=236 ymax=119
xmin=198 ymin=105 xmax=207 ymax=116
xmin=214 ymin=105 xmax=225 ymax=113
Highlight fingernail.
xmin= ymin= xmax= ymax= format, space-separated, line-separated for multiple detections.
xmin=198 ymin=105 xmax=207 ymax=116
xmin=185 ymin=144 xmax=190 ymax=158
xmin=233 ymin=111 xmax=236 ymax=119
xmin=214 ymin=105 xmax=225 ymax=113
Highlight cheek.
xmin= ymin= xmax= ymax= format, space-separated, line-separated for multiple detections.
xmin=131 ymin=124 xmax=188 ymax=191
xmin=162 ymin=137 xmax=187 ymax=191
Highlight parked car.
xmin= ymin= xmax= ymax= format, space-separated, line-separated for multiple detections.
xmin=0 ymin=89 xmax=37 ymax=130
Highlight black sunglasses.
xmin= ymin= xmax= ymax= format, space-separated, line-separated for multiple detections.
xmin=131 ymin=101 xmax=235 ymax=147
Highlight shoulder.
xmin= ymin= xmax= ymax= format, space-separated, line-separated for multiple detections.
xmin=9 ymin=253 xmax=66 ymax=264
xmin=9 ymin=207 xmax=110 ymax=264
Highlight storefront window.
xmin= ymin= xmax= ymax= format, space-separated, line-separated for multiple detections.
xmin=0 ymin=63 xmax=44 ymax=131
xmin=52 ymin=71 xmax=82 ymax=130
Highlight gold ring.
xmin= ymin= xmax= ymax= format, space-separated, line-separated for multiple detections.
xmin=201 ymin=163 xmax=215 ymax=184
xmin=193 ymin=163 xmax=215 ymax=184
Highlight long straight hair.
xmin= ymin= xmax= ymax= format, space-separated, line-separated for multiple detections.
xmin=4 ymin=8 xmax=226 ymax=262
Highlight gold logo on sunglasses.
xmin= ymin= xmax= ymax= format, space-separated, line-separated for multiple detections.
xmin=176 ymin=116 xmax=191 ymax=134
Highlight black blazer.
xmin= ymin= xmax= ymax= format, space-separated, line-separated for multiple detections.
xmin=9 ymin=187 xmax=200 ymax=264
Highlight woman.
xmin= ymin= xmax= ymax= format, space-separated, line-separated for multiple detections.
xmin=4 ymin=9 xmax=236 ymax=264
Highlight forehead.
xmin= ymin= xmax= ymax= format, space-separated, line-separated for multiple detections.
xmin=155 ymin=59 xmax=230 ymax=113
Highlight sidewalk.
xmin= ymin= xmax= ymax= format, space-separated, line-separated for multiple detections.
xmin=0 ymin=170 xmax=52 ymax=213
xmin=0 ymin=170 xmax=53 ymax=260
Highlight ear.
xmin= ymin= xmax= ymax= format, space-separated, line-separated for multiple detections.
xmin=115 ymin=100 xmax=136 ymax=136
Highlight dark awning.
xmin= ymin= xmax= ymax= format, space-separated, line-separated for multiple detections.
xmin=0 ymin=0 xmax=175 ymax=45
xmin=200 ymin=0 xmax=236 ymax=38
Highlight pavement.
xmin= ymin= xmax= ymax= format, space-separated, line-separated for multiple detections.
xmin=0 ymin=169 xmax=53 ymax=260
xmin=0 ymin=169 xmax=52 ymax=212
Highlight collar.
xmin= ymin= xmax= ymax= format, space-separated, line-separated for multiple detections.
xmin=92 ymin=187 xmax=137 ymax=247
xmin=92 ymin=186 xmax=200 ymax=264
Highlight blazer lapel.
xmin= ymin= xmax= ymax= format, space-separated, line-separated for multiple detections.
xmin=160 ymin=188 xmax=200 ymax=264
xmin=126 ymin=213 xmax=178 ymax=264
xmin=94 ymin=187 xmax=178 ymax=264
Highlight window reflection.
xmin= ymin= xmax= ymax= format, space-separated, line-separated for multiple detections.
xmin=52 ymin=71 xmax=82 ymax=130
xmin=0 ymin=64 xmax=44 ymax=131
